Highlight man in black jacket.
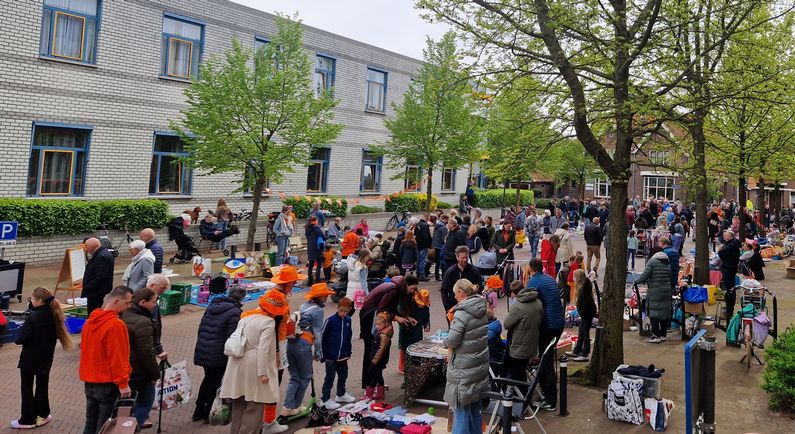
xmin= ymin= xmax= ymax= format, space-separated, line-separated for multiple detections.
xmin=584 ymin=217 xmax=603 ymax=273
xmin=82 ymin=238 xmax=115 ymax=316
xmin=442 ymin=219 xmax=468 ymax=270
xmin=718 ymin=230 xmax=742 ymax=317
xmin=414 ymin=214 xmax=432 ymax=281
xmin=140 ymin=228 xmax=164 ymax=274
xmin=440 ymin=246 xmax=482 ymax=313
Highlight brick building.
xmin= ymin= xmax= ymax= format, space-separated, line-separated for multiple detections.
xmin=0 ymin=0 xmax=471 ymax=214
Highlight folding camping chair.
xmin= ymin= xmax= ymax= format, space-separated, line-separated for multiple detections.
xmin=484 ymin=339 xmax=557 ymax=434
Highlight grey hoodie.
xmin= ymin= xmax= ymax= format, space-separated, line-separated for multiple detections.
xmin=444 ymin=295 xmax=490 ymax=408
xmin=503 ymin=289 xmax=543 ymax=359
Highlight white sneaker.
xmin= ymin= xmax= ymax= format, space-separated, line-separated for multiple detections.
xmin=646 ymin=336 xmax=662 ymax=344
xmin=335 ymin=393 xmax=356 ymax=403
xmin=322 ymin=399 xmax=341 ymax=410
xmin=261 ymin=422 xmax=289 ymax=434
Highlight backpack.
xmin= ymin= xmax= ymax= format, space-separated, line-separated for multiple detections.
xmin=289 ymin=304 xmax=322 ymax=340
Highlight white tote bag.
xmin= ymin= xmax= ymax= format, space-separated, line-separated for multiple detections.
xmin=153 ymin=361 xmax=192 ymax=410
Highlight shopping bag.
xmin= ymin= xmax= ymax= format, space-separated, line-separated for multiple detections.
xmin=606 ymin=376 xmax=644 ymax=425
xmin=683 ymin=286 xmax=707 ymax=303
xmin=152 ymin=361 xmax=192 ymax=410
xmin=515 ymin=229 xmax=526 ymax=245
xmin=192 ymin=256 xmax=211 ymax=277
xmin=208 ymin=389 xmax=232 ymax=426
xmin=644 ymin=398 xmax=674 ymax=431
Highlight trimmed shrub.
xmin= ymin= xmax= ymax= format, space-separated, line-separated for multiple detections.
xmin=762 ymin=327 xmax=795 ymax=412
xmin=0 ymin=199 xmax=170 ymax=237
xmin=385 ymin=193 xmax=438 ymax=212
xmin=436 ymin=201 xmax=453 ymax=210
xmin=350 ymin=205 xmax=381 ymax=214
xmin=472 ymin=189 xmax=535 ymax=209
xmin=283 ymin=196 xmax=348 ymax=218
xmin=534 ymin=198 xmax=553 ymax=210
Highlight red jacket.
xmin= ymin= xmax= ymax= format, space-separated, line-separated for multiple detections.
xmin=567 ymin=261 xmax=580 ymax=283
xmin=79 ymin=309 xmax=131 ymax=389
xmin=540 ymin=239 xmax=557 ymax=277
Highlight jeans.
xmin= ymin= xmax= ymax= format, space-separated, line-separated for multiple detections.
xmin=452 ymin=400 xmax=482 ymax=434
xmin=529 ymin=234 xmax=540 ymax=258
xmin=19 ymin=370 xmax=50 ymax=425
xmin=130 ymin=378 xmax=155 ymax=428
xmin=321 ymin=360 xmax=349 ymax=402
xmin=214 ymin=221 xmax=228 ymax=249
xmin=436 ymin=257 xmax=448 ymax=280
xmin=275 ymin=236 xmax=290 ymax=266
xmin=194 ymin=366 xmax=225 ymax=419
xmin=284 ymin=339 xmax=314 ymax=409
xmin=83 ymin=382 xmax=119 ymax=434
xmin=538 ymin=328 xmax=562 ymax=406
xmin=307 ymin=258 xmax=322 ymax=284
xmin=627 ymin=248 xmax=636 ymax=268
xmin=417 ymin=248 xmax=428 ymax=279
xmin=651 ymin=319 xmax=670 ymax=338
xmin=573 ymin=317 xmax=592 ymax=356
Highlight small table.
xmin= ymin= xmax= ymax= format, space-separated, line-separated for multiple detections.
xmin=404 ymin=337 xmax=449 ymax=407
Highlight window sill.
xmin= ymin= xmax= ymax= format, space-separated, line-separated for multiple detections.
xmin=159 ymin=75 xmax=194 ymax=84
xmin=364 ymin=109 xmax=386 ymax=116
xmin=25 ymin=195 xmax=87 ymax=200
xmin=38 ymin=55 xmax=98 ymax=68
xmin=149 ymin=194 xmax=193 ymax=199
xmin=242 ymin=193 xmax=272 ymax=198
xmin=359 ymin=192 xmax=382 ymax=196
xmin=441 ymin=190 xmax=456 ymax=193
xmin=306 ymin=191 xmax=328 ymax=195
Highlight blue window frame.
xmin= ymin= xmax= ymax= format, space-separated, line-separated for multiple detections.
xmin=149 ymin=133 xmax=192 ymax=195
xmin=442 ymin=168 xmax=456 ymax=191
xmin=161 ymin=14 xmax=204 ymax=79
xmin=366 ymin=67 xmax=387 ymax=112
xmin=39 ymin=0 xmax=101 ymax=64
xmin=314 ymin=54 xmax=335 ymax=97
xmin=307 ymin=148 xmax=330 ymax=193
xmin=405 ymin=165 xmax=422 ymax=192
xmin=27 ymin=122 xmax=91 ymax=197
xmin=360 ymin=150 xmax=382 ymax=192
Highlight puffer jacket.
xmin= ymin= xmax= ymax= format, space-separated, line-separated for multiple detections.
xmin=635 ymin=251 xmax=673 ymax=320
xmin=663 ymin=246 xmax=680 ymax=287
xmin=444 ymin=295 xmax=489 ymax=409
xmin=503 ymin=288 xmax=543 ymax=359
xmin=120 ymin=304 xmax=160 ymax=382
xmin=528 ymin=272 xmax=565 ymax=329
xmin=193 ymin=296 xmax=243 ymax=368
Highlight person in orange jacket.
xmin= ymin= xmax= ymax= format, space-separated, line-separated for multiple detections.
xmin=341 ymin=226 xmax=360 ymax=258
xmin=80 ymin=286 xmax=133 ymax=434
xmin=540 ymin=235 xmax=560 ymax=278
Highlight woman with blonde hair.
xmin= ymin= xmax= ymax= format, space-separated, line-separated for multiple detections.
xmin=566 ymin=269 xmax=596 ymax=362
xmin=11 ymin=288 xmax=72 ymax=429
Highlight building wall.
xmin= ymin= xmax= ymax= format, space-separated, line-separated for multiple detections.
xmin=0 ymin=0 xmax=470 ymax=215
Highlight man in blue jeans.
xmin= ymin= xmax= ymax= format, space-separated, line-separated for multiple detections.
xmin=431 ymin=215 xmax=449 ymax=281
xmin=524 ymin=206 xmax=542 ymax=259
xmin=414 ymin=214 xmax=432 ymax=281
xmin=527 ymin=259 xmax=565 ymax=412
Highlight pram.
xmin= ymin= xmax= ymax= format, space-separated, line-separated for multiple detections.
xmin=167 ymin=217 xmax=200 ymax=264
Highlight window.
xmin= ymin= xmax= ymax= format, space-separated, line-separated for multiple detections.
xmin=593 ymin=178 xmax=611 ymax=198
xmin=27 ymin=123 xmax=90 ymax=196
xmin=442 ymin=168 xmax=456 ymax=191
xmin=366 ymin=68 xmax=387 ymax=112
xmin=648 ymin=150 xmax=668 ymax=166
xmin=404 ymin=165 xmax=422 ymax=192
xmin=314 ymin=55 xmax=335 ymax=97
xmin=254 ymin=36 xmax=269 ymax=54
xmin=243 ymin=164 xmax=270 ymax=195
xmin=360 ymin=151 xmax=382 ymax=192
xmin=643 ymin=176 xmax=675 ymax=201
xmin=149 ymin=133 xmax=192 ymax=195
xmin=39 ymin=0 xmax=100 ymax=63
xmin=307 ymin=148 xmax=330 ymax=193
xmin=161 ymin=15 xmax=203 ymax=79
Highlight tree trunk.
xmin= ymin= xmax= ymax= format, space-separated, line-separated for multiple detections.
xmin=690 ymin=118 xmax=710 ymax=285
xmin=578 ymin=174 xmax=586 ymax=202
xmin=773 ymin=183 xmax=781 ymax=225
xmin=246 ymin=177 xmax=265 ymax=251
xmin=738 ymin=176 xmax=747 ymax=241
xmin=514 ymin=184 xmax=521 ymax=207
xmin=425 ymin=168 xmax=434 ymax=212
xmin=757 ymin=177 xmax=765 ymax=217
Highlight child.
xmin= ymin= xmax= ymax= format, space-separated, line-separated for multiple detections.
xmin=397 ymin=289 xmax=431 ymax=374
xmin=487 ymin=307 xmax=506 ymax=375
xmin=399 ymin=231 xmax=418 ymax=276
xmin=627 ymin=230 xmax=639 ymax=269
xmin=509 ymin=280 xmax=523 ymax=306
xmin=567 ymin=269 xmax=596 ymax=362
xmin=567 ymin=252 xmax=583 ymax=304
xmin=383 ymin=266 xmax=400 ymax=283
xmin=322 ymin=244 xmax=337 ymax=282
xmin=367 ymin=313 xmax=393 ymax=401
xmin=320 ymin=297 xmax=356 ymax=410
xmin=483 ymin=275 xmax=501 ymax=310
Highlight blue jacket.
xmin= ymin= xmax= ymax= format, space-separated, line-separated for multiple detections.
xmin=305 ymin=224 xmax=326 ymax=261
xmin=487 ymin=318 xmax=505 ymax=364
xmin=193 ymin=296 xmax=243 ymax=368
xmin=527 ymin=272 xmax=565 ymax=330
xmin=321 ymin=313 xmax=353 ymax=362
xmin=145 ymin=239 xmax=164 ymax=274
xmin=663 ymin=246 xmax=680 ymax=287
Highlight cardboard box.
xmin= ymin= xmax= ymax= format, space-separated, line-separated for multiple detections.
xmin=684 ymin=302 xmax=705 ymax=315
xmin=701 ymin=320 xmax=715 ymax=335
xmin=557 ymin=341 xmax=572 ymax=355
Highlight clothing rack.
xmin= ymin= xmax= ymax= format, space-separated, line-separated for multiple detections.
xmin=500 ymin=260 xmax=532 ymax=309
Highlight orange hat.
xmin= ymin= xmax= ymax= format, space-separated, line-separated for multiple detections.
xmin=305 ymin=282 xmax=335 ymax=300
xmin=414 ymin=289 xmax=431 ymax=308
xmin=259 ymin=289 xmax=290 ymax=317
xmin=271 ymin=265 xmax=307 ymax=284
xmin=486 ymin=275 xmax=503 ymax=289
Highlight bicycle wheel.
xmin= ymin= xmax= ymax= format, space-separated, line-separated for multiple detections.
xmin=386 ymin=215 xmax=399 ymax=232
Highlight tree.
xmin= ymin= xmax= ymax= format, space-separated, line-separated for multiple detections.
xmin=544 ymin=140 xmax=602 ymax=201
xmin=172 ymin=17 xmax=342 ymax=249
xmin=375 ymin=31 xmax=482 ymax=211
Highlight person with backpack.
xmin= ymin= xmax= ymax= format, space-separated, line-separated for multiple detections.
xmin=11 ymin=288 xmax=72 ymax=429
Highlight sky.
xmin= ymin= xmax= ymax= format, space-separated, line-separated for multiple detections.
xmin=230 ymin=0 xmax=451 ymax=60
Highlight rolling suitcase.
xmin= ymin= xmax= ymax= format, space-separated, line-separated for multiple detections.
xmin=98 ymin=397 xmax=138 ymax=434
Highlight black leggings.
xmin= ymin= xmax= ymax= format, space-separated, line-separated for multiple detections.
xmin=367 ymin=365 xmax=385 ymax=388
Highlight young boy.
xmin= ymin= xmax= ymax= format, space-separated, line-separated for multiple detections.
xmin=367 ymin=313 xmax=393 ymax=401
xmin=320 ymin=297 xmax=356 ymax=409
xmin=383 ymin=266 xmax=401 ymax=283
xmin=322 ymin=244 xmax=337 ymax=282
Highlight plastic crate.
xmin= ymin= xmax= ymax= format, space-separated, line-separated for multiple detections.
xmin=64 ymin=306 xmax=88 ymax=318
xmin=170 ymin=283 xmax=193 ymax=306
xmin=1 ymin=321 xmax=23 ymax=344
xmin=158 ymin=290 xmax=182 ymax=315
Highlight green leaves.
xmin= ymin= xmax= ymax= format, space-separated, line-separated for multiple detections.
xmin=282 ymin=196 xmax=347 ymax=218
xmin=762 ymin=327 xmax=795 ymax=411
xmin=384 ymin=193 xmax=439 ymax=213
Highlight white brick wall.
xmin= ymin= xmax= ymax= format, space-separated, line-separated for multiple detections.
xmin=0 ymin=0 xmax=471 ymax=215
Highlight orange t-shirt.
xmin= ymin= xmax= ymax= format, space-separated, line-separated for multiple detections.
xmin=341 ymin=232 xmax=359 ymax=257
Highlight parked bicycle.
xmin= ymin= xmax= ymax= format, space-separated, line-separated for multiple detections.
xmin=96 ymin=223 xmax=134 ymax=257
xmin=386 ymin=208 xmax=412 ymax=232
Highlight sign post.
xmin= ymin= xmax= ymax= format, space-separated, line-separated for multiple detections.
xmin=0 ymin=221 xmax=18 ymax=260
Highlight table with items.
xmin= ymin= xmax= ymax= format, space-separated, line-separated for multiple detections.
xmin=404 ymin=332 xmax=449 ymax=407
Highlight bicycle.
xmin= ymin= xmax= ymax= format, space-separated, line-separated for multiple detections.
xmin=96 ymin=223 xmax=134 ymax=258
xmin=386 ymin=209 xmax=412 ymax=232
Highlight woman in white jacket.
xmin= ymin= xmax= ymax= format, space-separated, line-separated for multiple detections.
xmin=554 ymin=222 xmax=575 ymax=272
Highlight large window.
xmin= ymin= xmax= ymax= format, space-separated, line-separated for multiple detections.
xmin=149 ymin=133 xmax=192 ymax=195
xmin=648 ymin=149 xmax=668 ymax=166
xmin=366 ymin=68 xmax=387 ymax=112
xmin=644 ymin=176 xmax=675 ymax=200
xmin=594 ymin=178 xmax=611 ymax=198
xmin=442 ymin=168 xmax=456 ymax=191
xmin=307 ymin=148 xmax=330 ymax=193
xmin=27 ymin=123 xmax=90 ymax=196
xmin=39 ymin=0 xmax=100 ymax=64
xmin=404 ymin=165 xmax=422 ymax=192
xmin=314 ymin=55 xmax=335 ymax=97
xmin=360 ymin=151 xmax=382 ymax=192
xmin=161 ymin=15 xmax=203 ymax=79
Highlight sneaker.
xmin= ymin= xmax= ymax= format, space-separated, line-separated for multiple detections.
xmin=572 ymin=355 xmax=589 ymax=362
xmin=322 ymin=399 xmax=341 ymax=410
xmin=564 ymin=351 xmax=578 ymax=358
xmin=534 ymin=401 xmax=557 ymax=412
xmin=335 ymin=393 xmax=357 ymax=403
xmin=646 ymin=336 xmax=662 ymax=344
xmin=659 ymin=336 xmax=668 ymax=342
xmin=280 ymin=407 xmax=300 ymax=417
xmin=261 ymin=421 xmax=289 ymax=434
xmin=35 ymin=416 xmax=51 ymax=427
xmin=10 ymin=420 xmax=36 ymax=430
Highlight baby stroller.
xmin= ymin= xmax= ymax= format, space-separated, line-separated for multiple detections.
xmin=168 ymin=217 xmax=200 ymax=264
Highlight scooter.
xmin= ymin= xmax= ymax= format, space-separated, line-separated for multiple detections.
xmin=276 ymin=379 xmax=317 ymax=425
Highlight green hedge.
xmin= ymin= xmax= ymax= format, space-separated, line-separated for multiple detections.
xmin=350 ymin=205 xmax=381 ymax=214
xmin=762 ymin=327 xmax=795 ymax=411
xmin=283 ymin=196 xmax=348 ymax=218
xmin=535 ymin=198 xmax=553 ymax=210
xmin=0 ymin=199 xmax=170 ymax=237
xmin=471 ymin=189 xmax=535 ymax=209
xmin=436 ymin=201 xmax=453 ymax=210
xmin=385 ymin=193 xmax=438 ymax=212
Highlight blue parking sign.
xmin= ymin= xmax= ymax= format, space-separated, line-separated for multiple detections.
xmin=0 ymin=221 xmax=18 ymax=247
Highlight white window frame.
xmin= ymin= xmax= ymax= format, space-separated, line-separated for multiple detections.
xmin=643 ymin=176 xmax=675 ymax=201
xmin=593 ymin=178 xmax=611 ymax=198
xmin=442 ymin=168 xmax=456 ymax=192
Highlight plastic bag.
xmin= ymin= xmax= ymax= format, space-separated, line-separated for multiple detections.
xmin=644 ymin=398 xmax=674 ymax=431
xmin=153 ymin=361 xmax=192 ymax=410
xmin=208 ymin=389 xmax=231 ymax=426
xmin=683 ymin=287 xmax=707 ymax=304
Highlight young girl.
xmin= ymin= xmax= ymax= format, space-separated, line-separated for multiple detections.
xmin=627 ymin=230 xmax=639 ymax=269
xmin=566 ymin=270 xmax=596 ymax=362
xmin=346 ymin=249 xmax=370 ymax=309
xmin=567 ymin=252 xmax=583 ymax=304
xmin=483 ymin=276 xmax=501 ymax=311
xmin=399 ymin=231 xmax=418 ymax=276
xmin=367 ymin=313 xmax=393 ymax=401
xmin=11 ymin=288 xmax=72 ymax=429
